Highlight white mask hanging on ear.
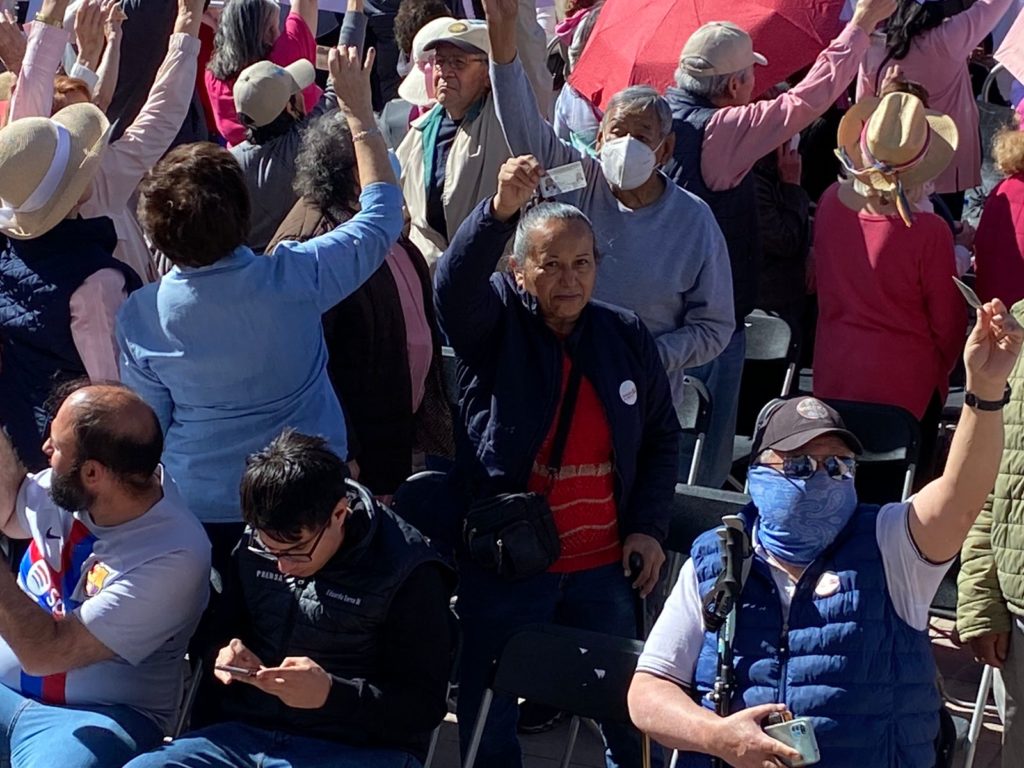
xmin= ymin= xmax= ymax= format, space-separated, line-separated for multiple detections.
xmin=599 ymin=135 xmax=658 ymax=191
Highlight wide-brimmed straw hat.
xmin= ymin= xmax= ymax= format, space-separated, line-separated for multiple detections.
xmin=836 ymin=92 xmax=958 ymax=195
xmin=0 ymin=102 xmax=110 ymax=240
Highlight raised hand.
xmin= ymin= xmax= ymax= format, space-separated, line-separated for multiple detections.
xmin=329 ymin=44 xmax=375 ymax=123
xmin=482 ymin=0 xmax=519 ymax=63
xmin=964 ymin=298 xmax=1024 ymax=401
xmin=481 ymin=0 xmax=519 ymax=24
xmin=74 ymin=0 xmax=107 ymax=71
xmin=852 ymin=0 xmax=897 ymax=34
xmin=0 ymin=10 xmax=25 ymax=75
xmin=492 ymin=155 xmax=543 ymax=221
xmin=102 ymin=0 xmax=126 ymax=43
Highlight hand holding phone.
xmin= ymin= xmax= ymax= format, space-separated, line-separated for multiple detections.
xmin=214 ymin=638 xmax=264 ymax=685
xmin=764 ymin=714 xmax=821 ymax=767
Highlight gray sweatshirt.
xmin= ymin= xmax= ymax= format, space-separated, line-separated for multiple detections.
xmin=490 ymin=57 xmax=736 ymax=415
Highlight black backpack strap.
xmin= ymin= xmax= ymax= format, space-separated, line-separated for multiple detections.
xmin=544 ymin=361 xmax=584 ymax=486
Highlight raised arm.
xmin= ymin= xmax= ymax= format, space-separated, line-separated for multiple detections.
xmin=272 ymin=44 xmax=401 ymax=312
xmin=9 ymin=0 xmax=71 ymax=121
xmin=290 ymin=0 xmax=319 ymax=40
xmin=700 ymin=0 xmax=895 ymax=191
xmin=435 ymin=155 xmax=540 ymax=356
xmin=337 ymin=0 xmax=366 ymax=54
xmin=93 ymin=0 xmax=127 ymax=112
xmin=936 ymin=0 xmax=1016 ymax=60
xmin=910 ymin=299 xmax=1023 ymax=563
xmin=0 ymin=11 xmax=26 ymax=75
xmin=90 ymin=0 xmax=203 ymax=212
xmin=484 ymin=0 xmax=586 ymax=170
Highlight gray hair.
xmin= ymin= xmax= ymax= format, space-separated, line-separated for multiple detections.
xmin=512 ymin=203 xmax=596 ymax=266
xmin=293 ymin=112 xmax=360 ymax=222
xmin=600 ymin=86 xmax=672 ymax=140
xmin=208 ymin=0 xmax=280 ymax=82
xmin=673 ymin=66 xmax=750 ymax=99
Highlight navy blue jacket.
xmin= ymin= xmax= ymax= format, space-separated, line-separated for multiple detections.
xmin=434 ymin=199 xmax=681 ymax=542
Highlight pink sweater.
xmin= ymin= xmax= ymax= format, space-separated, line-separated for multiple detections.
xmin=857 ymin=0 xmax=1016 ymax=194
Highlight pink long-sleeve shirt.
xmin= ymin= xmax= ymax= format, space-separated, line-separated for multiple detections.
xmin=856 ymin=0 xmax=1017 ymax=194
xmin=11 ymin=27 xmax=201 ymax=381
xmin=700 ymin=24 xmax=870 ymax=192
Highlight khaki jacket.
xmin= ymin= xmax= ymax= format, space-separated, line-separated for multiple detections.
xmin=396 ymin=93 xmax=511 ymax=269
xmin=957 ymin=299 xmax=1024 ymax=641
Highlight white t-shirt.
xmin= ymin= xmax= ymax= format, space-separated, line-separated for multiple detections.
xmin=0 ymin=468 xmax=211 ymax=733
xmin=637 ymin=502 xmax=952 ymax=687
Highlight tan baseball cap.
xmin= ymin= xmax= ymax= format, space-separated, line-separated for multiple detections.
xmin=678 ymin=21 xmax=767 ymax=77
xmin=233 ymin=59 xmax=316 ymax=128
xmin=422 ymin=18 xmax=491 ymax=57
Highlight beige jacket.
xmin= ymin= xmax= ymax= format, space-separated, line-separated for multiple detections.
xmin=396 ymin=92 xmax=511 ymax=268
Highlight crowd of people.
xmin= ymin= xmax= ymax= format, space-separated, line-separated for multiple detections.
xmin=1 ymin=0 xmax=1024 ymax=765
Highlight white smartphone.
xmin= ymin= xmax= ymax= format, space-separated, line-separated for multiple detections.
xmin=764 ymin=717 xmax=820 ymax=766
xmin=215 ymin=664 xmax=256 ymax=677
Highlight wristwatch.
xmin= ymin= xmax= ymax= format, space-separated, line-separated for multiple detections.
xmin=965 ymin=385 xmax=1012 ymax=411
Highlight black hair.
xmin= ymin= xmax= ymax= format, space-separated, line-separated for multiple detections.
xmin=883 ymin=0 xmax=946 ymax=62
xmin=240 ymin=429 xmax=350 ymax=543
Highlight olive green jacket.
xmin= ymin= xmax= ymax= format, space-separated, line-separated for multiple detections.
xmin=957 ymin=300 xmax=1024 ymax=641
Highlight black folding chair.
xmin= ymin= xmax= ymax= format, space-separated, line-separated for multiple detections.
xmin=423 ymin=606 xmax=463 ymax=768
xmin=172 ymin=568 xmax=223 ymax=739
xmin=678 ymin=376 xmax=713 ymax=486
xmin=730 ymin=311 xmax=799 ymax=489
xmin=821 ymin=399 xmax=921 ymax=504
xmin=659 ymin=486 xmax=751 ymax=609
xmin=463 ymin=624 xmax=649 ymax=768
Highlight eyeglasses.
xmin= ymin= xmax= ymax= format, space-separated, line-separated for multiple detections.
xmin=755 ymin=454 xmax=857 ymax=481
xmin=247 ymin=521 xmax=331 ymax=563
xmin=430 ymin=54 xmax=488 ymax=72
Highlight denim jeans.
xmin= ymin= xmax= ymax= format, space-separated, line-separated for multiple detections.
xmin=0 ymin=683 xmax=163 ymax=768
xmin=679 ymin=328 xmax=746 ymax=487
xmin=456 ymin=561 xmax=659 ymax=768
xmin=124 ymin=722 xmax=422 ymax=768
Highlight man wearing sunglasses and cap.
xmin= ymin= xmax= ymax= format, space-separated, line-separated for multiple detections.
xmin=629 ymin=300 xmax=1024 ymax=768
xmin=128 ymin=429 xmax=454 ymax=768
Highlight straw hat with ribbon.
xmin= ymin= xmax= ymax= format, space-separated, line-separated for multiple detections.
xmin=0 ymin=102 xmax=111 ymax=240
xmin=835 ymin=91 xmax=958 ymax=227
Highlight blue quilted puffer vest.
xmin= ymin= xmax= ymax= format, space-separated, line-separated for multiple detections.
xmin=678 ymin=504 xmax=939 ymax=768
xmin=0 ymin=217 xmax=141 ymax=469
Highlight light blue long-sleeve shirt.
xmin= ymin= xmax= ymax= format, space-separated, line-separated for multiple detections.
xmin=116 ymin=182 xmax=404 ymax=524
xmin=490 ymin=57 xmax=736 ymax=419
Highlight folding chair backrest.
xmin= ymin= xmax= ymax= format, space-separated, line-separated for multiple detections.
xmin=736 ymin=311 xmax=799 ymax=438
xmin=822 ymin=399 xmax=921 ymax=504
xmin=678 ymin=376 xmax=712 ymax=437
xmin=490 ymin=625 xmax=644 ymax=725
xmin=441 ymin=346 xmax=459 ymax=407
xmin=664 ymin=486 xmax=751 ymax=557
xmin=930 ymin=556 xmax=960 ymax=621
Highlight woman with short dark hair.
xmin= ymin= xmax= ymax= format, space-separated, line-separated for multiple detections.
xmin=116 ymin=47 xmax=403 ymax=571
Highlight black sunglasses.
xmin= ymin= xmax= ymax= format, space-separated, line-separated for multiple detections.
xmin=756 ymin=454 xmax=857 ymax=481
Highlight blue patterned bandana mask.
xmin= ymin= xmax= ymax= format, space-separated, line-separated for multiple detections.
xmin=747 ymin=465 xmax=859 ymax=566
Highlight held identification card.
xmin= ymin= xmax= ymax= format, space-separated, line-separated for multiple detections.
xmin=539 ymin=162 xmax=587 ymax=198
xmin=952 ymin=276 xmax=983 ymax=310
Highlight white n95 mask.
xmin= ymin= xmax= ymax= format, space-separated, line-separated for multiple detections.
xmin=599 ymin=135 xmax=657 ymax=191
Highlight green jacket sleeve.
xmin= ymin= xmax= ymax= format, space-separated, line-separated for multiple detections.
xmin=957 ymin=495 xmax=1012 ymax=642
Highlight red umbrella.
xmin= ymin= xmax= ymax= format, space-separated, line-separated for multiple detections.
xmin=569 ymin=0 xmax=847 ymax=110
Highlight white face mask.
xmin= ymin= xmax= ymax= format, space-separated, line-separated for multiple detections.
xmin=599 ymin=135 xmax=659 ymax=191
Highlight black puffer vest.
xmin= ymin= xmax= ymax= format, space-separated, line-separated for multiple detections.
xmin=226 ymin=481 xmax=451 ymax=754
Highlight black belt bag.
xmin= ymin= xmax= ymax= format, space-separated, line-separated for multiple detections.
xmin=463 ymin=362 xmax=583 ymax=581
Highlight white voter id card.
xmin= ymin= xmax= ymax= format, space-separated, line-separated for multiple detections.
xmin=539 ymin=162 xmax=587 ymax=198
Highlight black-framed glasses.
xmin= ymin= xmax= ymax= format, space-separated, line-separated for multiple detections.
xmin=247 ymin=521 xmax=331 ymax=563
xmin=756 ymin=454 xmax=857 ymax=481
